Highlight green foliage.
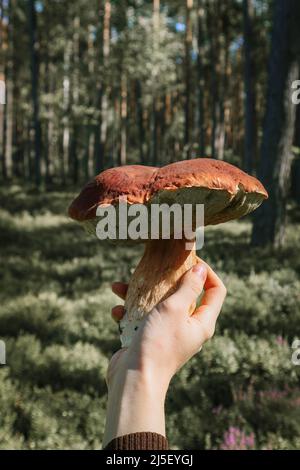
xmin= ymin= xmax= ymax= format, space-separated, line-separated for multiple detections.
xmin=0 ymin=187 xmax=299 ymax=449
xmin=220 ymin=271 xmax=300 ymax=338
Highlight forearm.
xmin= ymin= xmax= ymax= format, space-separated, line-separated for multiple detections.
xmin=102 ymin=369 xmax=167 ymax=448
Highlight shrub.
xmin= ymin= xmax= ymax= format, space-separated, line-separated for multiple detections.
xmin=1 ymin=187 xmax=299 ymax=449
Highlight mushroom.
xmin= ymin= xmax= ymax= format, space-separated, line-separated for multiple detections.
xmin=68 ymin=158 xmax=268 ymax=347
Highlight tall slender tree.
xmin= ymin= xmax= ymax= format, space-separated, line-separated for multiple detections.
xmin=216 ymin=3 xmax=229 ymax=160
xmin=243 ymin=0 xmax=257 ymax=174
xmin=101 ymin=0 xmax=111 ymax=163
xmin=120 ymin=71 xmax=127 ymax=165
xmin=94 ymin=0 xmax=105 ymax=173
xmin=3 ymin=0 xmax=14 ymax=180
xmin=184 ymin=0 xmax=193 ymax=157
xmin=0 ymin=0 xmax=6 ymax=178
xmin=135 ymin=79 xmax=145 ymax=164
xmin=251 ymin=0 xmax=300 ymax=248
xmin=206 ymin=0 xmax=218 ymax=159
xmin=150 ymin=0 xmax=160 ymax=166
xmin=28 ymin=0 xmax=42 ymax=186
xmin=196 ymin=0 xmax=205 ymax=156
xmin=69 ymin=15 xmax=80 ymax=183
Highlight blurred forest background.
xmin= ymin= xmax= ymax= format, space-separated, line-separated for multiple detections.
xmin=0 ymin=0 xmax=300 ymax=450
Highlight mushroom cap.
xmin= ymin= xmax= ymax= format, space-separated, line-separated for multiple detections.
xmin=152 ymin=159 xmax=267 ymax=197
xmin=68 ymin=158 xmax=268 ymax=231
xmin=150 ymin=159 xmax=268 ymax=225
xmin=68 ymin=165 xmax=157 ymax=221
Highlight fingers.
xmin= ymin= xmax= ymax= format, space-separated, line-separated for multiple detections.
xmin=159 ymin=262 xmax=207 ymax=314
xmin=111 ymin=305 xmax=125 ymax=322
xmin=199 ymin=261 xmax=227 ymax=315
xmin=111 ymin=282 xmax=127 ymax=322
xmin=192 ymin=264 xmax=227 ymax=339
xmin=111 ymin=281 xmax=128 ymax=300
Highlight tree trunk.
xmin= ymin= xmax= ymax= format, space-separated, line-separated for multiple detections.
xmin=85 ymin=24 xmax=96 ymax=179
xmin=216 ymin=6 xmax=229 ymax=160
xmin=184 ymin=0 xmax=193 ymax=157
xmin=243 ymin=0 xmax=257 ymax=174
xmin=62 ymin=41 xmax=71 ymax=183
xmin=28 ymin=0 xmax=42 ymax=186
xmin=0 ymin=0 xmax=6 ymax=179
xmin=196 ymin=0 xmax=205 ymax=156
xmin=94 ymin=0 xmax=110 ymax=172
xmin=120 ymin=72 xmax=127 ymax=166
xmin=69 ymin=15 xmax=80 ymax=184
xmin=151 ymin=0 xmax=160 ymax=166
xmin=43 ymin=45 xmax=51 ymax=183
xmin=294 ymin=85 xmax=300 ymax=148
xmin=251 ymin=0 xmax=300 ymax=248
xmin=135 ymin=80 xmax=145 ymax=164
xmin=101 ymin=0 xmax=111 ymax=162
xmin=94 ymin=0 xmax=104 ymax=173
xmin=206 ymin=0 xmax=218 ymax=159
xmin=2 ymin=0 xmax=14 ymax=179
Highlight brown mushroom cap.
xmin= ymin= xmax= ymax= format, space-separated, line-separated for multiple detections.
xmin=68 ymin=165 xmax=157 ymax=221
xmin=150 ymin=159 xmax=268 ymax=225
xmin=68 ymin=158 xmax=268 ymax=229
xmin=152 ymin=159 xmax=267 ymax=197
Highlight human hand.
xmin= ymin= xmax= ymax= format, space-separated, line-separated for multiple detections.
xmin=108 ymin=260 xmax=226 ymax=389
xmin=103 ymin=260 xmax=226 ymax=447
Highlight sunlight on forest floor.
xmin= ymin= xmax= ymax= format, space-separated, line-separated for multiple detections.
xmin=0 ymin=185 xmax=300 ymax=449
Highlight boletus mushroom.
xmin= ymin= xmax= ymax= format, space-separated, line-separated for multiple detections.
xmin=68 ymin=158 xmax=268 ymax=347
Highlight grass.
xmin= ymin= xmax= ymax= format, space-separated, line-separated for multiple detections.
xmin=0 ymin=184 xmax=299 ymax=449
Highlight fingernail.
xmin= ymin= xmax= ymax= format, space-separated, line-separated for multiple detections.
xmin=192 ymin=263 xmax=207 ymax=278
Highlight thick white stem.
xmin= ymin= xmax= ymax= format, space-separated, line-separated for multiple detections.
xmin=120 ymin=238 xmax=198 ymax=347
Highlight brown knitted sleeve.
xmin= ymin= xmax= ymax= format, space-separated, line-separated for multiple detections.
xmin=103 ymin=432 xmax=169 ymax=450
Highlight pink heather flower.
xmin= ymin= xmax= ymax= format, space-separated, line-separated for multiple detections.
xmin=276 ymin=335 xmax=287 ymax=346
xmin=220 ymin=427 xmax=255 ymax=450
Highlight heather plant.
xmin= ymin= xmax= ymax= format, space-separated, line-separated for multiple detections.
xmin=0 ymin=186 xmax=299 ymax=449
xmin=220 ymin=427 xmax=255 ymax=450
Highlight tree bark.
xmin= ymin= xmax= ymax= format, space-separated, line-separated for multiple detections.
xmin=120 ymin=71 xmax=127 ymax=166
xmin=0 ymin=0 xmax=6 ymax=178
xmin=69 ymin=15 xmax=80 ymax=184
xmin=196 ymin=0 xmax=205 ymax=156
xmin=28 ymin=0 xmax=42 ymax=186
xmin=151 ymin=0 xmax=160 ymax=166
xmin=294 ymin=96 xmax=300 ymax=145
xmin=184 ymin=0 xmax=193 ymax=157
xmin=101 ymin=0 xmax=111 ymax=163
xmin=62 ymin=41 xmax=71 ymax=183
xmin=135 ymin=80 xmax=145 ymax=164
xmin=206 ymin=0 xmax=218 ymax=159
xmin=243 ymin=0 xmax=257 ymax=174
xmin=216 ymin=5 xmax=229 ymax=160
xmin=120 ymin=72 xmax=127 ymax=165
xmin=251 ymin=0 xmax=300 ymax=248
xmin=2 ymin=0 xmax=14 ymax=179
xmin=94 ymin=0 xmax=111 ymax=172
xmin=94 ymin=0 xmax=105 ymax=173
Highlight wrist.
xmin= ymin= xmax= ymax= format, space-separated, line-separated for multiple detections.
xmin=109 ymin=350 xmax=173 ymax=396
xmin=109 ymin=367 xmax=168 ymax=406
xmin=103 ymin=368 xmax=167 ymax=447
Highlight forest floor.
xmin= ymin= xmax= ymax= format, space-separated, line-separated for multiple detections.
xmin=0 ymin=184 xmax=300 ymax=449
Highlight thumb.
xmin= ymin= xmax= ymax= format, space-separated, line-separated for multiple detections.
xmin=165 ymin=262 xmax=207 ymax=314
xmin=106 ymin=348 xmax=128 ymax=386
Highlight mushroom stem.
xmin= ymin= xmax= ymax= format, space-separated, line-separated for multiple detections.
xmin=120 ymin=238 xmax=198 ymax=347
